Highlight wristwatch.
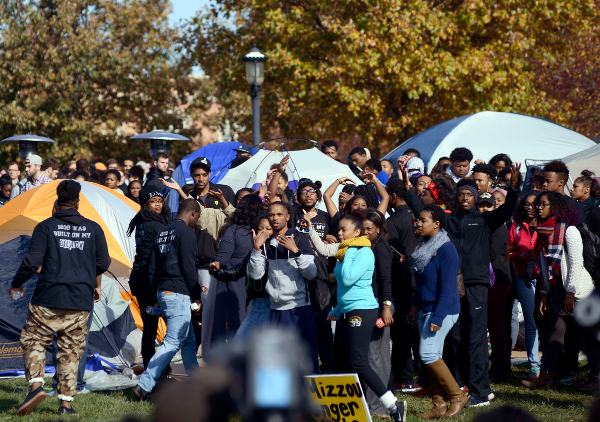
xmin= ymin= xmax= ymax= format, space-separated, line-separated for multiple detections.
xmin=294 ymin=249 xmax=303 ymax=258
xmin=383 ymin=300 xmax=392 ymax=307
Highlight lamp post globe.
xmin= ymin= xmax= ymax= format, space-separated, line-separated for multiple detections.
xmin=241 ymin=47 xmax=268 ymax=148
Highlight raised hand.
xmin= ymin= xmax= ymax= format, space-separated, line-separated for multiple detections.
xmin=396 ymin=155 xmax=410 ymax=170
xmin=303 ymin=211 xmax=317 ymax=229
xmin=337 ymin=176 xmax=355 ymax=186
xmin=160 ymin=178 xmax=181 ymax=191
xmin=253 ymin=229 xmax=271 ymax=251
xmin=510 ymin=163 xmax=522 ymax=189
xmin=207 ymin=189 xmax=224 ymax=201
xmin=339 ymin=192 xmax=353 ymax=208
xmin=278 ymin=155 xmax=290 ymax=173
xmin=362 ymin=172 xmax=375 ymax=184
xmin=401 ymin=166 xmax=410 ymax=192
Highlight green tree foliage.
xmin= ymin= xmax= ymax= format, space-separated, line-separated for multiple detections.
xmin=0 ymin=0 xmax=199 ymax=163
xmin=187 ymin=0 xmax=597 ymax=154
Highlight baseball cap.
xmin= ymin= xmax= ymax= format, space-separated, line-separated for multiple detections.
xmin=477 ymin=191 xmax=496 ymax=205
xmin=190 ymin=157 xmax=211 ymax=173
xmin=233 ymin=144 xmax=253 ymax=155
xmin=24 ymin=154 xmax=42 ymax=166
xmin=95 ymin=162 xmax=107 ymax=171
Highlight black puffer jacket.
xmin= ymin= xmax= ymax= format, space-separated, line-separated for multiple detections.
xmin=403 ymin=187 xmax=518 ymax=286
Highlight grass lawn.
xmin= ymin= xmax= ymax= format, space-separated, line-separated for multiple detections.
xmin=0 ymin=362 xmax=595 ymax=421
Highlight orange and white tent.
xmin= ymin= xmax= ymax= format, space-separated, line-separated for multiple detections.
xmin=0 ymin=181 xmax=169 ymax=371
xmin=0 ymin=180 xmax=139 ymax=282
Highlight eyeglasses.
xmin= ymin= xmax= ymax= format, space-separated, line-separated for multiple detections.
xmin=300 ymin=189 xmax=317 ymax=196
xmin=148 ymin=199 xmax=164 ymax=204
xmin=523 ymin=203 xmax=535 ymax=208
xmin=536 ymin=202 xmax=550 ymax=208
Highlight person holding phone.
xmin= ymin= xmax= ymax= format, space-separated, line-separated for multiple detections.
xmin=409 ymin=205 xmax=466 ymax=418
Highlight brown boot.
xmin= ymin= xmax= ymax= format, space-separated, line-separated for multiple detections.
xmin=428 ymin=359 xmax=469 ymax=418
xmin=521 ymin=370 xmax=554 ymax=389
xmin=416 ymin=368 xmax=446 ymax=419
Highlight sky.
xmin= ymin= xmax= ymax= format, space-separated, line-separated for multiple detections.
xmin=168 ymin=0 xmax=209 ymax=25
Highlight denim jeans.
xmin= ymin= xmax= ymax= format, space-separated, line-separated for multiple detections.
xmin=418 ymin=312 xmax=459 ymax=365
xmin=234 ymin=298 xmax=271 ymax=340
xmin=516 ymin=276 xmax=540 ymax=369
xmin=138 ymin=291 xmax=199 ymax=392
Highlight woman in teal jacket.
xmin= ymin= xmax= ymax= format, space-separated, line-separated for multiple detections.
xmin=328 ymin=210 xmax=407 ymax=422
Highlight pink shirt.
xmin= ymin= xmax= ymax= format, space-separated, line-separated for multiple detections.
xmin=508 ymin=221 xmax=538 ymax=277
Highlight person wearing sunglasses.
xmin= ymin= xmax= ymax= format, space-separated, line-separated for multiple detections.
xmin=127 ymin=187 xmax=172 ymax=370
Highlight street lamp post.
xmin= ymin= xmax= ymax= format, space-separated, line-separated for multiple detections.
xmin=242 ymin=47 xmax=268 ymax=148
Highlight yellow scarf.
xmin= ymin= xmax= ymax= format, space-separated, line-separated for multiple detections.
xmin=336 ymin=236 xmax=371 ymax=262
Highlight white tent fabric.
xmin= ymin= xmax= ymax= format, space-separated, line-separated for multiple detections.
xmin=561 ymin=143 xmax=600 ymax=178
xmin=89 ymin=276 xmax=142 ymax=369
xmin=79 ymin=182 xmax=137 ymax=280
xmin=91 ymin=276 xmax=131 ymax=332
xmin=218 ymin=148 xmax=363 ymax=211
xmin=383 ymin=111 xmax=595 ymax=172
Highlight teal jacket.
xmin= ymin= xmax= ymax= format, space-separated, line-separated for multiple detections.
xmin=329 ymin=246 xmax=378 ymax=317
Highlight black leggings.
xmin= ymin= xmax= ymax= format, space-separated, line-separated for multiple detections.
xmin=542 ymin=313 xmax=579 ymax=373
xmin=131 ymin=285 xmax=160 ymax=369
xmin=337 ymin=308 xmax=387 ymax=397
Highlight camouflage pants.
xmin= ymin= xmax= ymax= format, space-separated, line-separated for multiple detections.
xmin=20 ymin=303 xmax=90 ymax=398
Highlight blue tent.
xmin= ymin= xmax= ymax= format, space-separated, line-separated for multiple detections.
xmin=383 ymin=111 xmax=595 ymax=173
xmin=168 ymin=142 xmax=257 ymax=215
xmin=0 ymin=235 xmax=56 ymax=373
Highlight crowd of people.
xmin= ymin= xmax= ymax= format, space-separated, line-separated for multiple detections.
xmin=4 ymin=140 xmax=600 ymax=421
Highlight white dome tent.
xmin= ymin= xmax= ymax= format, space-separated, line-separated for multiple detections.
xmin=383 ymin=111 xmax=595 ymax=172
xmin=218 ymin=146 xmax=363 ymax=211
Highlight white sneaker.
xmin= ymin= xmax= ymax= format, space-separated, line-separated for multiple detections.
xmin=488 ymin=392 xmax=495 ymax=401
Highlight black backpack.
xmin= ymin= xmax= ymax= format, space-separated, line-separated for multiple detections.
xmin=574 ymin=224 xmax=600 ymax=284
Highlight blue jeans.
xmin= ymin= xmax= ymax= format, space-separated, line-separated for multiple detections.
xmin=234 ymin=298 xmax=271 ymax=340
xmin=418 ymin=312 xmax=459 ymax=365
xmin=516 ymin=276 xmax=540 ymax=369
xmin=138 ymin=291 xmax=199 ymax=392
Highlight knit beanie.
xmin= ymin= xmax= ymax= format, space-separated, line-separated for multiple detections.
xmin=139 ymin=186 xmax=164 ymax=205
xmin=457 ymin=185 xmax=479 ymax=201
xmin=406 ymin=157 xmax=425 ymax=178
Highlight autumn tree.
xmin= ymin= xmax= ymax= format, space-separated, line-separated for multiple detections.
xmin=533 ymin=4 xmax=600 ymax=140
xmin=187 ymin=0 xmax=597 ymax=155
xmin=0 ymin=0 xmax=201 ymax=163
